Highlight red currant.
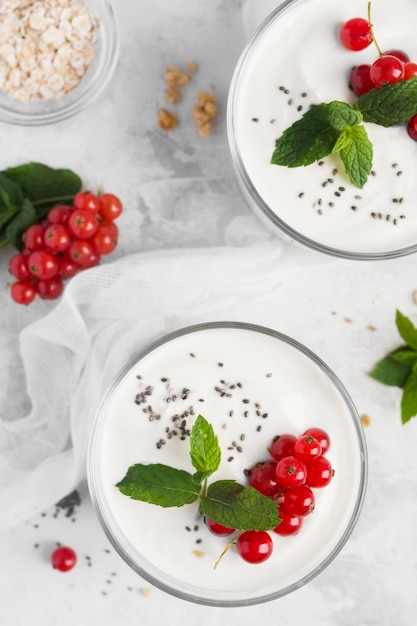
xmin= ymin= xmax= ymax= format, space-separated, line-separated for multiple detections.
xmin=404 ymin=62 xmax=417 ymax=81
xmin=68 ymin=240 xmax=96 ymax=266
xmin=98 ymin=193 xmax=123 ymax=221
xmin=306 ymin=456 xmax=333 ymax=488
xmin=384 ymin=49 xmax=410 ymax=64
xmin=275 ymin=456 xmax=306 ymax=488
xmin=73 ymin=191 xmax=100 ymax=213
xmin=23 ymin=224 xmax=44 ymax=251
xmin=44 ymin=224 xmax=71 ymax=252
xmin=303 ymin=427 xmax=330 ymax=454
xmin=205 ymin=517 xmax=236 ymax=536
xmin=248 ymin=461 xmax=280 ymax=497
xmin=28 ymin=250 xmax=59 ymax=280
xmin=349 ymin=64 xmax=374 ymax=96
xmin=340 ymin=18 xmax=372 ymax=51
xmin=236 ymin=530 xmax=273 ymax=564
xmin=370 ymin=55 xmax=405 ymax=87
xmin=269 ymin=434 xmax=296 ymax=462
xmin=281 ymin=484 xmax=315 ymax=516
xmin=92 ymin=222 xmax=118 ymax=255
xmin=47 ymin=204 xmax=72 ymax=224
xmin=406 ymin=115 xmax=417 ymax=141
xmin=58 ymin=256 xmax=79 ymax=279
xmin=273 ymin=508 xmax=303 ymax=536
xmin=8 ymin=253 xmax=30 ymax=280
xmin=294 ymin=434 xmax=322 ymax=464
xmin=68 ymin=209 xmax=99 ymax=239
xmin=37 ymin=277 xmax=64 ymax=300
xmin=51 ymin=546 xmax=77 ymax=572
xmin=10 ymin=281 xmax=37 ymax=305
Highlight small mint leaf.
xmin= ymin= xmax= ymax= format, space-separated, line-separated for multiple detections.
xmin=190 ymin=414 xmax=221 ymax=475
xmin=116 ymin=464 xmax=200 ymax=507
xmin=356 ymin=78 xmax=417 ymax=127
xmin=200 ymin=480 xmax=279 ymax=530
xmin=395 ymin=310 xmax=417 ymax=351
xmin=401 ymin=370 xmax=417 ymax=423
xmin=391 ymin=349 xmax=417 ymax=366
xmin=329 ymin=104 xmax=362 ymax=131
xmin=331 ymin=129 xmax=352 ymax=153
xmin=339 ymin=125 xmax=373 ymax=188
xmin=369 ymin=346 xmax=413 ymax=388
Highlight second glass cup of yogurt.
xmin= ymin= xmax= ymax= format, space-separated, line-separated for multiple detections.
xmin=228 ymin=0 xmax=417 ymax=259
xmin=88 ymin=322 xmax=367 ymax=606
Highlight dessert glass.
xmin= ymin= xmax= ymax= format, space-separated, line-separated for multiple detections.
xmin=87 ymin=321 xmax=367 ymax=606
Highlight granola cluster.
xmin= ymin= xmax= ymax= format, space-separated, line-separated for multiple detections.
xmin=0 ymin=0 xmax=98 ymax=102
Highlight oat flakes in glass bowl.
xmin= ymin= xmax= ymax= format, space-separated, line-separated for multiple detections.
xmin=0 ymin=0 xmax=119 ymax=125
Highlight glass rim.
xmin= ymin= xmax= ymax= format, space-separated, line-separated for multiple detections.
xmin=87 ymin=321 xmax=368 ymax=607
xmin=226 ymin=0 xmax=417 ymax=261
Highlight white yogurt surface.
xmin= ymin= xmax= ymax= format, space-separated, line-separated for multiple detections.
xmin=230 ymin=0 xmax=417 ymax=256
xmin=89 ymin=324 xmax=366 ymax=604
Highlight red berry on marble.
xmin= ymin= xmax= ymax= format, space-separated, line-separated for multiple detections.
xmin=236 ymin=530 xmax=273 ymax=564
xmin=51 ymin=546 xmax=77 ymax=572
xmin=98 ymin=193 xmax=123 ymax=221
xmin=8 ymin=253 xmax=30 ymax=280
xmin=340 ymin=18 xmax=372 ymax=51
xmin=10 ymin=280 xmax=37 ymax=305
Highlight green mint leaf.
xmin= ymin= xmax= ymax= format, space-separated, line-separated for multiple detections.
xmin=332 ymin=129 xmax=353 ymax=153
xmin=328 ymin=104 xmax=362 ymax=131
xmin=192 ymin=470 xmax=213 ymax=485
xmin=200 ymin=480 xmax=278 ymax=531
xmin=390 ymin=348 xmax=417 ymax=366
xmin=116 ymin=463 xmax=200 ymax=507
xmin=401 ymin=370 xmax=417 ymax=423
xmin=271 ymin=102 xmax=347 ymax=167
xmin=190 ymin=414 xmax=221 ymax=475
xmin=339 ymin=125 xmax=373 ymax=189
xmin=356 ymin=78 xmax=417 ymax=127
xmin=5 ymin=198 xmax=37 ymax=251
xmin=369 ymin=346 xmax=413 ymax=388
xmin=395 ymin=310 xmax=417 ymax=351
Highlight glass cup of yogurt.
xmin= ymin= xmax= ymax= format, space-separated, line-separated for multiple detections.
xmin=87 ymin=321 xmax=367 ymax=606
xmin=227 ymin=0 xmax=417 ymax=259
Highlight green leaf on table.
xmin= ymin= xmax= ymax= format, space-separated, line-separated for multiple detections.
xmin=339 ymin=125 xmax=373 ymax=189
xmin=395 ymin=309 xmax=417 ymax=351
xmin=5 ymin=198 xmax=37 ymax=251
xmin=356 ymin=78 xmax=417 ymax=127
xmin=401 ymin=370 xmax=417 ymax=423
xmin=116 ymin=463 xmax=200 ymax=507
xmin=369 ymin=346 xmax=413 ymax=388
xmin=189 ymin=414 xmax=221 ymax=475
xmin=200 ymin=480 xmax=278 ymax=531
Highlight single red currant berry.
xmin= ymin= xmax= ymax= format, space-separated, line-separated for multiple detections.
xmin=8 ymin=253 xmax=30 ymax=280
xmin=306 ymin=456 xmax=333 ymax=488
xmin=384 ymin=49 xmax=410 ymax=64
xmin=294 ymin=434 xmax=322 ymax=464
xmin=303 ymin=427 xmax=330 ymax=454
xmin=370 ymin=55 xmax=405 ymax=88
xmin=10 ymin=281 xmax=37 ymax=305
xmin=44 ymin=224 xmax=71 ymax=252
xmin=73 ymin=191 xmax=100 ymax=213
xmin=205 ymin=517 xmax=236 ymax=536
xmin=340 ymin=18 xmax=372 ymax=51
xmin=47 ymin=204 xmax=72 ymax=224
xmin=68 ymin=240 xmax=96 ymax=266
xmin=349 ymin=64 xmax=374 ymax=96
xmin=79 ymin=250 xmax=101 ymax=269
xmin=68 ymin=209 xmax=99 ymax=239
xmin=269 ymin=433 xmax=296 ymax=462
xmin=51 ymin=546 xmax=77 ymax=572
xmin=404 ymin=62 xmax=417 ymax=81
xmin=58 ymin=256 xmax=79 ymax=279
xmin=281 ymin=485 xmax=315 ymax=516
xmin=236 ymin=530 xmax=273 ymax=564
xmin=406 ymin=115 xmax=417 ymax=141
xmin=273 ymin=509 xmax=303 ymax=536
xmin=28 ymin=250 xmax=59 ymax=280
xmin=23 ymin=224 xmax=44 ymax=251
xmin=275 ymin=456 xmax=306 ymax=488
xmin=92 ymin=222 xmax=118 ymax=255
xmin=98 ymin=193 xmax=123 ymax=221
xmin=248 ymin=460 xmax=280 ymax=497
xmin=37 ymin=277 xmax=64 ymax=300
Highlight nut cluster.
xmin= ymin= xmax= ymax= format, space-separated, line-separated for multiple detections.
xmin=0 ymin=0 xmax=98 ymax=102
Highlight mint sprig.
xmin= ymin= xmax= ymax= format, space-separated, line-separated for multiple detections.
xmin=116 ymin=414 xmax=279 ymax=531
xmin=271 ymin=78 xmax=417 ymax=189
xmin=370 ymin=310 xmax=417 ymax=423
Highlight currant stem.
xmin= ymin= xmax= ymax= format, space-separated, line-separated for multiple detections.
xmin=367 ymin=2 xmax=383 ymax=57
xmin=213 ymin=530 xmax=244 ymax=570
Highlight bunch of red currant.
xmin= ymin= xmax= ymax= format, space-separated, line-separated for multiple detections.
xmin=340 ymin=11 xmax=417 ymax=141
xmin=8 ymin=191 xmax=122 ymax=305
xmin=205 ymin=427 xmax=333 ymax=565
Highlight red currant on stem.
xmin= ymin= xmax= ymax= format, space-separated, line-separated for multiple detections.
xmin=10 ymin=281 xmax=37 ymax=305
xmin=92 ymin=221 xmax=118 ymax=255
xmin=340 ymin=17 xmax=372 ymax=51
xmin=205 ymin=517 xmax=236 ymax=536
xmin=8 ymin=253 xmax=30 ymax=280
xmin=73 ymin=191 xmax=100 ymax=213
xmin=275 ymin=456 xmax=306 ymax=488
xmin=47 ymin=204 xmax=72 ymax=224
xmin=248 ymin=460 xmax=280 ymax=497
xmin=51 ymin=546 xmax=77 ymax=572
xmin=68 ymin=209 xmax=99 ymax=239
xmin=23 ymin=224 xmax=44 ymax=251
xmin=370 ymin=55 xmax=404 ymax=87
xmin=236 ymin=530 xmax=273 ymax=564
xmin=98 ymin=193 xmax=123 ymax=221
xmin=44 ymin=224 xmax=71 ymax=252
xmin=37 ymin=277 xmax=64 ymax=300
xmin=28 ymin=250 xmax=59 ymax=280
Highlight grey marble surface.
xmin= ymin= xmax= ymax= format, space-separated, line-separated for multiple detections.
xmin=1 ymin=1 xmax=417 ymax=625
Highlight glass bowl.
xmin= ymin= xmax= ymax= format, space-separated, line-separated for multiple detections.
xmin=227 ymin=0 xmax=417 ymax=260
xmin=87 ymin=321 xmax=367 ymax=607
xmin=0 ymin=0 xmax=119 ymax=125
